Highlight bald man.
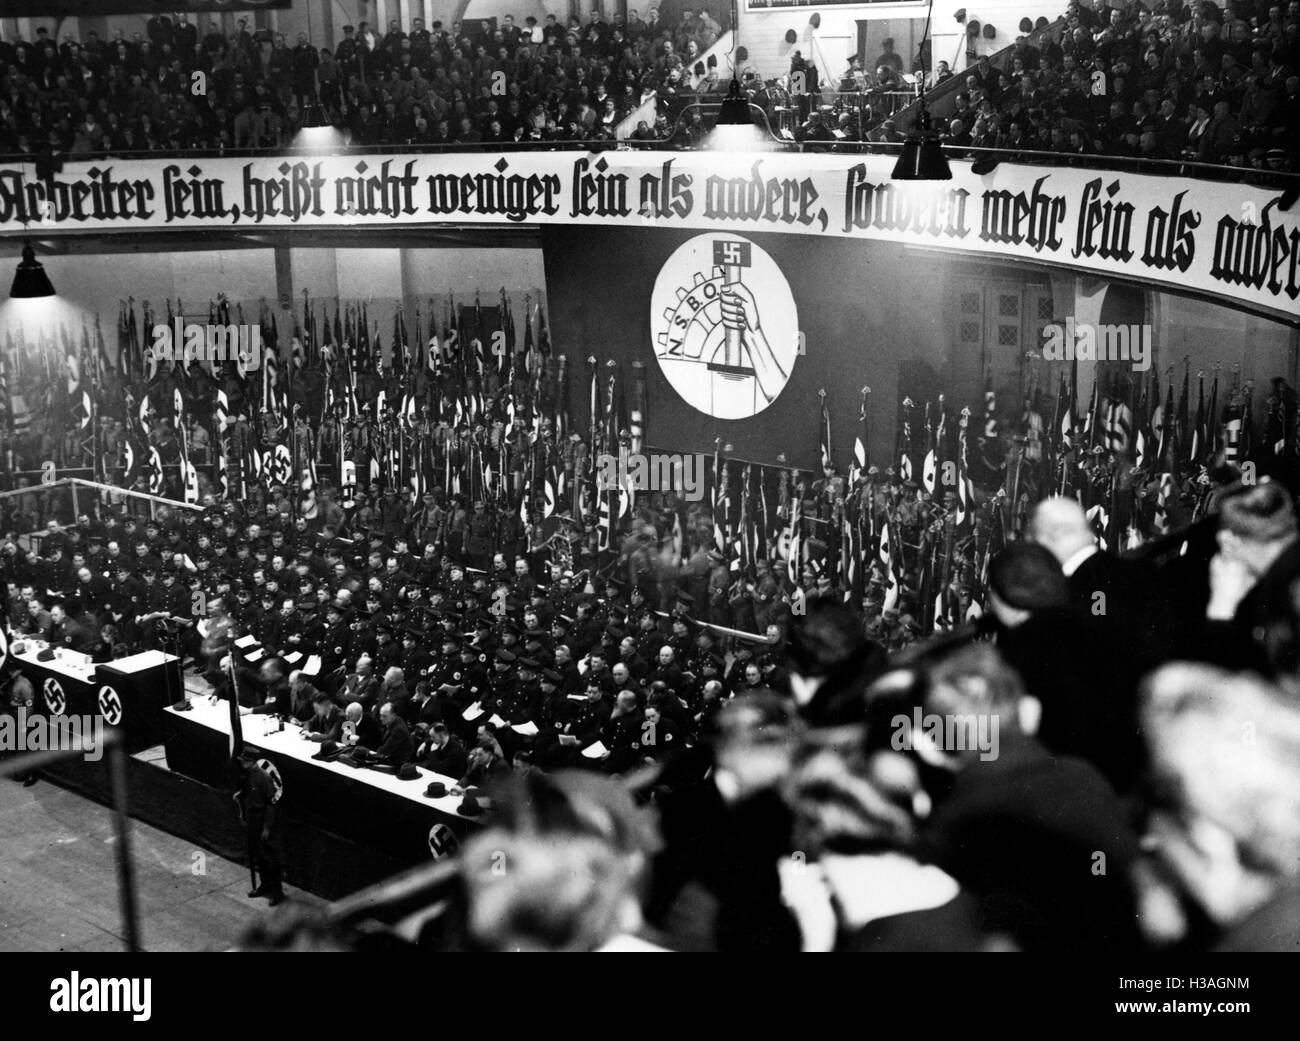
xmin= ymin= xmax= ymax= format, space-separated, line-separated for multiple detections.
xmin=1027 ymin=496 xmax=1163 ymax=644
xmin=343 ymin=701 xmax=383 ymax=750
xmin=599 ymin=689 xmax=646 ymax=775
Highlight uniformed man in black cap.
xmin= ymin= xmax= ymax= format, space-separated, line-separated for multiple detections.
xmin=484 ymin=647 xmax=520 ymax=717
xmin=261 ymin=596 xmax=294 ymax=651
xmin=623 ymin=583 xmax=650 ymax=626
xmin=534 ymin=667 xmax=567 ymax=734
xmin=635 ymin=610 xmax=665 ymax=663
xmin=468 ymin=613 xmax=498 ymax=659
xmin=400 ymin=624 xmax=432 ymax=680
xmin=319 ymin=602 xmax=352 ymax=680
xmin=535 ymin=676 xmax=609 ymax=770
xmin=293 ymin=597 xmax=326 ymax=656
xmin=108 ymin=562 xmax=144 ymax=641
xmin=498 ymin=656 xmax=543 ymax=731
xmin=602 ymin=577 xmax=629 ymax=626
xmin=372 ymin=621 xmax=402 ymax=671
xmin=452 ymin=638 xmax=490 ymax=707
xmin=352 ymin=596 xmax=383 ymax=656
xmin=428 ymin=632 xmax=465 ymax=700
xmin=134 ymin=566 xmax=170 ymax=645
xmin=232 ymin=748 xmax=284 ymax=906
xmin=666 ymin=615 xmax=694 ymax=662
xmin=570 ymin=598 xmax=602 ymax=657
xmin=547 ymin=571 xmax=576 ymax=619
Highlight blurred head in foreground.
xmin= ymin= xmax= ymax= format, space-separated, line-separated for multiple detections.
xmin=457 ymin=771 xmax=661 ymax=952
xmin=1140 ymin=662 xmax=1300 ymax=946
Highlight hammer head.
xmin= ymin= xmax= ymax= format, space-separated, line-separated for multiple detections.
xmin=713 ymin=240 xmax=752 ymax=269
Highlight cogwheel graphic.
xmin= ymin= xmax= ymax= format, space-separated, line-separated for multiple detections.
xmin=655 ymin=266 xmax=729 ymax=364
xmin=651 ymin=235 xmax=798 ymax=421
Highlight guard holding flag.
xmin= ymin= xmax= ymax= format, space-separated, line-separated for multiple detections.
xmin=232 ymin=748 xmax=285 ymax=906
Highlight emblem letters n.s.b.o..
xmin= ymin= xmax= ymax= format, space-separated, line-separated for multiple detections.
xmin=651 ymin=234 xmax=799 ymax=421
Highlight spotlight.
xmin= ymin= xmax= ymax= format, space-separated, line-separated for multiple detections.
xmin=10 ymin=242 xmax=55 ymax=299
xmin=892 ymin=112 xmax=952 ymax=181
xmin=297 ymin=97 xmax=340 ymax=149
xmin=302 ymin=99 xmax=329 ymax=129
xmin=717 ymin=79 xmax=753 ymax=126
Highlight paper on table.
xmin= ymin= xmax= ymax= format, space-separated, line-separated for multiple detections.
xmin=304 ymin=655 xmax=323 ymax=676
xmin=511 ymin=721 xmax=539 ymax=736
xmin=462 ymin=701 xmax=484 ymax=721
xmin=245 ymin=648 xmax=265 ymax=663
xmin=581 ymin=741 xmax=608 ymax=759
xmin=235 ymin=635 xmax=259 ymax=649
xmin=488 ymin=714 xmax=507 ymax=729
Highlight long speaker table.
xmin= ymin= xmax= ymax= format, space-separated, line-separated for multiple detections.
xmin=10 ymin=641 xmax=182 ymax=753
xmin=162 ymin=698 xmax=481 ymax=874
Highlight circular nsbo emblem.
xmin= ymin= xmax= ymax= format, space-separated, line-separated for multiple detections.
xmin=43 ymin=677 xmax=66 ymax=715
xmin=428 ymin=823 xmax=460 ymax=860
xmin=98 ymin=685 xmax=123 ymax=726
xmin=257 ymin=759 xmax=285 ymax=803
xmin=650 ymin=234 xmax=800 ymax=420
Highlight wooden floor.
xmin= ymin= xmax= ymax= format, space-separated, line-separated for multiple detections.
xmin=0 ymin=773 xmax=318 ymax=952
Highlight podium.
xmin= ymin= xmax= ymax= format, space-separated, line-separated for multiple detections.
xmin=96 ymin=651 xmax=185 ymax=752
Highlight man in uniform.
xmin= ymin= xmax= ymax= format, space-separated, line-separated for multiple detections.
xmin=233 ymin=749 xmax=285 ymax=906
xmin=400 ymin=625 xmax=432 ymax=681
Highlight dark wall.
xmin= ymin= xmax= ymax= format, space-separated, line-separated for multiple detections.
xmin=542 ymin=225 xmax=953 ymax=471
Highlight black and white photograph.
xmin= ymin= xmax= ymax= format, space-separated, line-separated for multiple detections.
xmin=0 ymin=0 xmax=1294 ymax=1008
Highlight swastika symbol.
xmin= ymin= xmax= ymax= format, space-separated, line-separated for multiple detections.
xmin=715 ymin=240 xmax=751 ymax=267
xmin=257 ymin=759 xmax=285 ymax=803
xmin=43 ymin=678 xmax=66 ymax=715
xmin=428 ymin=823 xmax=460 ymax=860
xmin=98 ymin=686 xmax=123 ymax=726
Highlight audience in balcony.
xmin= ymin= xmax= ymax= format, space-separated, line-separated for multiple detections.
xmin=0 ymin=5 xmax=730 ymax=154
xmin=936 ymin=0 xmax=1298 ymax=170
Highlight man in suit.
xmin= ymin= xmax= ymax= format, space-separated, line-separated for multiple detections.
xmin=1028 ymin=496 xmax=1169 ymax=662
xmin=418 ymin=722 xmax=468 ymax=777
xmin=374 ymin=700 xmax=414 ymax=767
xmin=342 ymin=701 xmax=383 ymax=750
xmin=986 ymin=543 xmax=1146 ymax=794
xmin=920 ymin=644 xmax=1143 ymax=952
xmin=303 ymin=690 xmax=344 ymax=743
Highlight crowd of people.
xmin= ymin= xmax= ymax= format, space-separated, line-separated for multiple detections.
xmin=2 ymin=285 xmax=1300 ymax=949
xmin=0 ymin=6 xmax=733 ymax=154
xmin=3 ymin=0 xmax=1296 ymax=168
xmin=929 ymin=0 xmax=1300 ymax=170
xmin=237 ymin=480 xmax=1300 ymax=952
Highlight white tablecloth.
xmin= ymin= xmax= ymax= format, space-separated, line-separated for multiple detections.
xmin=165 ymin=697 xmax=480 ymax=818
